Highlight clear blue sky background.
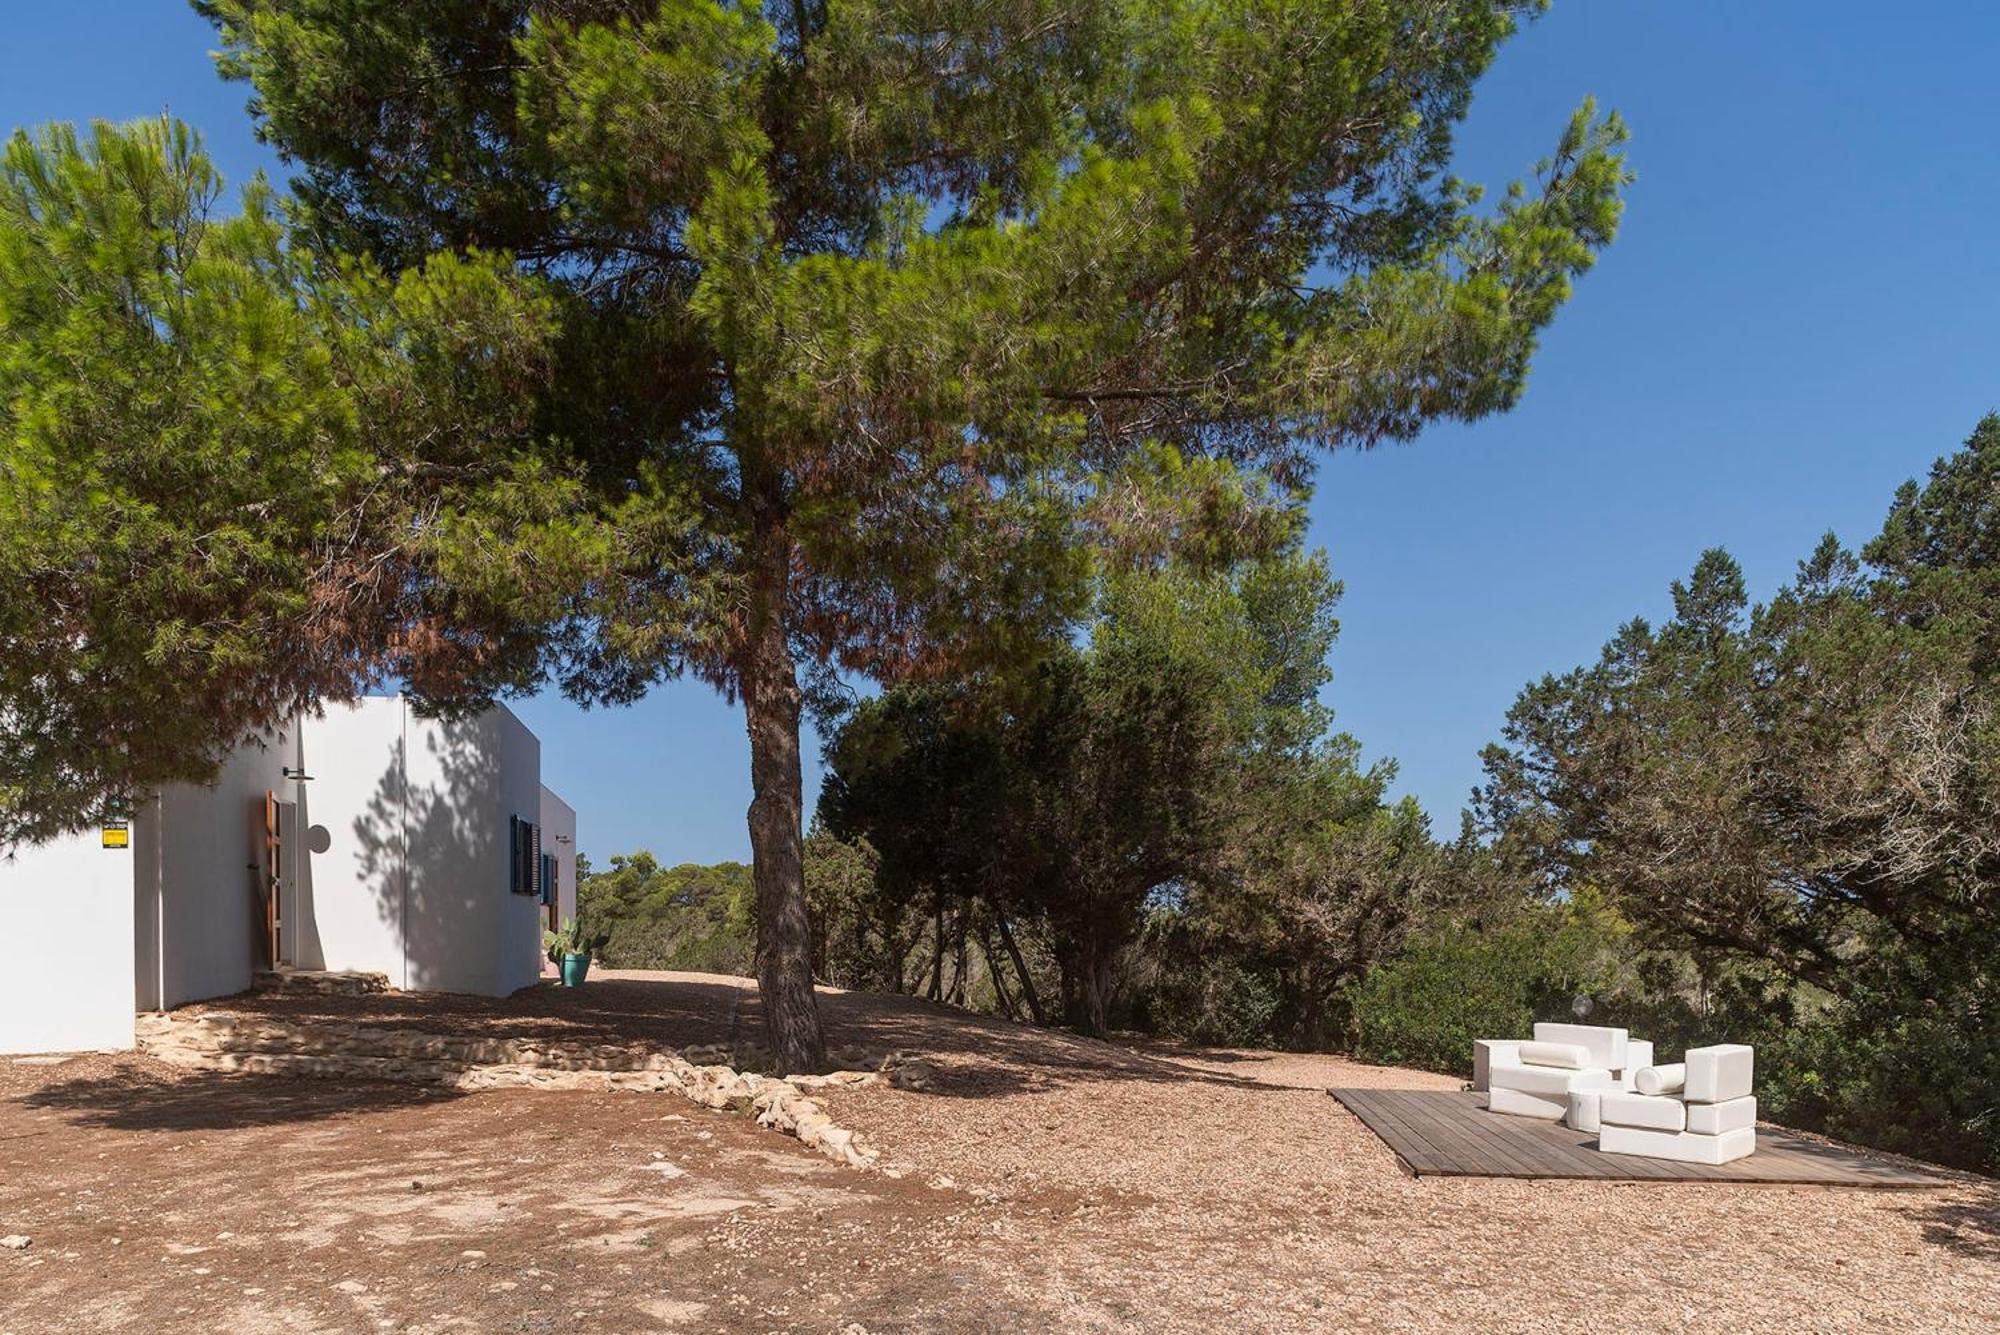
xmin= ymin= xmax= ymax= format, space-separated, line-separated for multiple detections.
xmin=5 ymin=4 xmax=1996 ymax=865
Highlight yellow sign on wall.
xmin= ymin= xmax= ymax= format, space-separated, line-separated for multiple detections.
xmin=101 ymin=820 xmax=130 ymax=849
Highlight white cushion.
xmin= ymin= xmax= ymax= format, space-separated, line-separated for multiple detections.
xmin=1621 ymin=1039 xmax=1655 ymax=1083
xmin=1634 ymin=1063 xmax=1686 ymax=1096
xmin=1600 ymin=1092 xmax=1687 ymax=1132
xmin=1686 ymin=1095 xmax=1756 ymax=1136
xmin=1685 ymin=1044 xmax=1754 ymax=1103
xmin=1565 ymin=1090 xmax=1603 ymax=1133
xmin=1489 ymin=1063 xmax=1616 ymax=1098
xmin=1472 ymin=1040 xmax=1521 ymax=1093
xmin=1533 ymin=1023 xmax=1628 ymax=1072
xmin=1488 ymin=1085 xmax=1567 ymax=1120
xmin=1599 ymin=1124 xmax=1756 ymax=1165
xmin=1518 ymin=1041 xmax=1591 ymax=1070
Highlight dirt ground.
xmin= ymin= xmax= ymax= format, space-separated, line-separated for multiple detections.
xmin=2 ymin=972 xmax=1994 ymax=1333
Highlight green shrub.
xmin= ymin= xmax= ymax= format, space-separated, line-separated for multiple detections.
xmin=1350 ymin=896 xmax=1629 ymax=1076
xmin=1130 ymin=954 xmax=1284 ymax=1047
xmin=1348 ymin=928 xmax=1535 ymax=1075
xmin=1759 ymin=963 xmax=1998 ymax=1175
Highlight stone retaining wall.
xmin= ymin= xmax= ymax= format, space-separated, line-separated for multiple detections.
xmin=136 ymin=1011 xmax=881 ymax=1168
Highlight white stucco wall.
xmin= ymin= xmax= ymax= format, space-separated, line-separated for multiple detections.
xmin=0 ymin=827 xmax=136 ymax=1054
xmin=148 ymin=733 xmax=294 ymax=1009
xmin=539 ymin=785 xmax=578 ymax=925
xmin=298 ymin=697 xmax=544 ymax=997
xmin=403 ymin=705 xmax=543 ymax=996
xmin=296 ymin=697 xmax=409 ymax=984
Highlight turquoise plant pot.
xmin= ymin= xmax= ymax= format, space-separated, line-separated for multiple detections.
xmin=561 ymin=954 xmax=591 ymax=988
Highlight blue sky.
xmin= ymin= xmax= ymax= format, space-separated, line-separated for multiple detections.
xmin=5 ymin=4 xmax=1996 ymax=865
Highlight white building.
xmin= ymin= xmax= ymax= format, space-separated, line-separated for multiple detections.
xmin=0 ymin=696 xmax=577 ymax=1056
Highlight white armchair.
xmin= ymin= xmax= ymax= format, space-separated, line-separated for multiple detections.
xmin=1598 ymin=1045 xmax=1757 ymax=1163
xmin=1480 ymin=1023 xmax=1644 ymax=1125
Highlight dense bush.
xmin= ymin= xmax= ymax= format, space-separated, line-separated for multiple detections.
xmin=1762 ymin=961 xmax=1997 ymax=1174
xmin=578 ymin=854 xmax=756 ymax=975
xmin=1350 ymin=892 xmax=1630 ymax=1075
xmin=1124 ymin=943 xmax=1285 ymax=1048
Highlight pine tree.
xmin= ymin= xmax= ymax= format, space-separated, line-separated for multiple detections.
xmin=15 ymin=2 xmax=1628 ymax=1068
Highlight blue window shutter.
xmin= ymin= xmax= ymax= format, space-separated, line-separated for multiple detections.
xmin=509 ymin=815 xmax=519 ymax=895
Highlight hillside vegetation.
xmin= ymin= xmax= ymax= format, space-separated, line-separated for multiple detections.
xmin=576 ymin=854 xmax=755 ymax=976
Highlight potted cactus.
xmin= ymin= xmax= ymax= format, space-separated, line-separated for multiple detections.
xmin=543 ymin=917 xmax=595 ymax=987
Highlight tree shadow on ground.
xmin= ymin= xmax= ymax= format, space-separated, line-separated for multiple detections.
xmin=1905 ymin=1190 xmax=2000 ymax=1261
xmin=16 ymin=1067 xmax=460 ymax=1133
xmin=800 ymin=991 xmax=1304 ymax=1097
xmin=206 ymin=974 xmax=1307 ymax=1098
xmin=210 ymin=977 xmax=743 ymax=1049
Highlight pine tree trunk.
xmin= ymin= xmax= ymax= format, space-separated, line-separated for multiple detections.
xmin=928 ymin=892 xmax=945 ymax=1000
xmin=993 ymin=907 xmax=1046 ymax=1024
xmin=1079 ymin=949 xmax=1113 ymax=1038
xmin=741 ymin=526 xmax=826 ymax=1075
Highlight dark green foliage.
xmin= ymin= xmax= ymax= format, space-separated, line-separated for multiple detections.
xmin=0 ymin=118 xmax=555 ymax=842
xmin=822 ymin=549 xmax=1419 ymax=1037
xmin=802 ymin=826 xmax=912 ymax=992
xmin=1349 ymin=891 xmax=1629 ymax=1074
xmin=1123 ymin=936 xmax=1284 ymax=1048
xmin=576 ymin=853 xmax=757 ymax=973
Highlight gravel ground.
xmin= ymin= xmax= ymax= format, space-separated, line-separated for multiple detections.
xmin=2 ymin=973 xmax=1993 ymax=1333
xmin=796 ymin=990 xmax=1999 ymax=1333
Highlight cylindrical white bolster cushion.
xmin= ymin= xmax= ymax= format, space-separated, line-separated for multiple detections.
xmin=1600 ymin=1092 xmax=1687 ymax=1132
xmin=1635 ymin=1063 xmax=1686 ymax=1096
xmin=1518 ymin=1041 xmax=1592 ymax=1070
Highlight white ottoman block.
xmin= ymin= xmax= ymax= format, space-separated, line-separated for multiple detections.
xmin=1599 ymin=1124 xmax=1756 ymax=1165
xmin=1518 ymin=1041 xmax=1592 ymax=1070
xmin=1472 ymin=1040 xmax=1521 ymax=1093
xmin=1565 ymin=1090 xmax=1603 ymax=1133
xmin=1490 ymin=1062 xmax=1615 ymax=1099
xmin=1533 ymin=1023 xmax=1628 ymax=1072
xmin=1600 ymin=1092 xmax=1687 ymax=1132
xmin=1635 ymin=1063 xmax=1685 ymax=1096
xmin=1620 ymin=1040 xmax=1655 ymax=1088
xmin=1488 ymin=1085 xmax=1567 ymax=1120
xmin=1685 ymin=1044 xmax=1754 ymax=1103
xmin=1686 ymin=1095 xmax=1756 ymax=1136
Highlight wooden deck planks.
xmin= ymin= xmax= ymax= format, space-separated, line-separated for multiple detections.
xmin=1328 ymin=1088 xmax=1946 ymax=1188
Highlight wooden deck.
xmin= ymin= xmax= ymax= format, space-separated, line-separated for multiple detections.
xmin=1329 ymin=1088 xmax=1946 ymax=1188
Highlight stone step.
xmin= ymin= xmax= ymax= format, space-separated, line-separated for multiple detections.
xmin=132 ymin=1010 xmax=882 ymax=1168
xmin=252 ymin=968 xmax=392 ymax=997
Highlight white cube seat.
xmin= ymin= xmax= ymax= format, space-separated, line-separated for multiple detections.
xmin=1565 ymin=1090 xmax=1603 ymax=1133
xmin=1600 ymin=1123 xmax=1756 ymax=1165
xmin=1532 ymin=1023 xmax=1628 ymax=1073
xmin=1620 ymin=1040 xmax=1654 ymax=1089
xmin=1600 ymin=1092 xmax=1687 ymax=1132
xmin=1472 ymin=1040 xmax=1521 ymax=1093
xmin=1686 ymin=1095 xmax=1756 ymax=1136
xmin=1488 ymin=1085 xmax=1568 ymax=1120
xmin=1685 ymin=1044 xmax=1754 ymax=1103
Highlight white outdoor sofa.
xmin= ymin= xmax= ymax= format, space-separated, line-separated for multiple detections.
xmin=1475 ymin=1023 xmax=1654 ymax=1130
xmin=1597 ymin=1044 xmax=1757 ymax=1164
